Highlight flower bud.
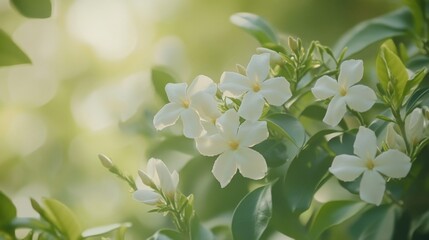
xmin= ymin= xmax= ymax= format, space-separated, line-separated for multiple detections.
xmin=256 ymin=47 xmax=282 ymax=65
xmin=98 ymin=154 xmax=114 ymax=169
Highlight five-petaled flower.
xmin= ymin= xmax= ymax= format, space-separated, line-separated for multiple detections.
xmin=219 ymin=53 xmax=292 ymax=121
xmin=153 ymin=75 xmax=217 ymax=138
xmin=311 ymin=59 xmax=376 ymax=126
xmin=133 ymin=158 xmax=179 ymax=205
xmin=195 ymin=109 xmax=269 ymax=187
xmin=329 ymin=127 xmax=411 ymax=205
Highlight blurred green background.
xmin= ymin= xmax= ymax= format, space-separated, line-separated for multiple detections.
xmin=0 ymin=0 xmax=402 ymax=238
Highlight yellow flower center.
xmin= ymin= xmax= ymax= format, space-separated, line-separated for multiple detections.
xmin=252 ymin=82 xmax=261 ymax=92
xmin=339 ymin=85 xmax=347 ymax=96
xmin=182 ymin=99 xmax=190 ymax=108
xmin=366 ymin=159 xmax=375 ymax=170
xmin=229 ymin=140 xmax=240 ymax=150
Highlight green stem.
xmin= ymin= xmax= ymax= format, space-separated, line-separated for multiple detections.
xmin=391 ymin=108 xmax=411 ymax=155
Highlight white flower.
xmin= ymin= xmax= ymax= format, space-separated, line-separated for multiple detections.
xmin=329 ymin=127 xmax=411 ymax=205
xmin=256 ymin=47 xmax=282 ymax=65
xmin=133 ymin=158 xmax=179 ymax=205
xmin=153 ymin=75 xmax=217 ymax=138
xmin=195 ymin=109 xmax=269 ymax=187
xmin=219 ymin=53 xmax=292 ymax=121
xmin=311 ymin=60 xmax=377 ymax=126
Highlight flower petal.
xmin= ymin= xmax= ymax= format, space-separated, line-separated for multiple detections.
xmin=338 ymin=59 xmax=363 ymax=87
xmin=155 ymin=160 xmax=176 ymax=195
xmin=405 ymin=108 xmax=425 ymax=144
xmin=312 ymin=75 xmax=338 ymax=100
xmin=237 ymin=120 xmax=268 ymax=147
xmin=212 ymin=151 xmax=238 ymax=188
xmin=171 ymin=170 xmax=179 ymax=190
xmin=191 ymin=92 xmax=220 ymax=122
xmin=359 ymin=170 xmax=385 ymax=205
xmin=235 ymin=148 xmax=267 ymax=180
xmin=329 ymin=154 xmax=366 ymax=181
xmin=323 ymin=95 xmax=346 ymax=126
xmin=138 ymin=169 xmax=155 ymax=188
xmin=187 ymin=75 xmax=217 ymax=97
xmin=219 ymin=72 xmax=251 ymax=98
xmin=238 ymin=92 xmax=265 ymax=121
xmin=133 ymin=189 xmax=161 ymax=205
xmin=246 ymin=53 xmax=270 ymax=82
xmin=180 ymin=108 xmax=204 ymax=138
xmin=153 ymin=103 xmax=182 ymax=130
xmin=385 ymin=123 xmax=406 ymax=151
xmin=216 ymin=109 xmax=240 ymax=140
xmin=260 ymin=77 xmax=292 ymax=105
xmin=195 ymin=134 xmax=229 ymax=156
xmin=354 ymin=126 xmax=377 ymax=160
xmin=344 ymin=85 xmax=376 ymax=112
xmin=374 ymin=149 xmax=411 ymax=178
xmin=165 ymin=83 xmax=187 ymax=103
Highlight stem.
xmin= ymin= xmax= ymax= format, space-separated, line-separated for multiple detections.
xmin=391 ymin=108 xmax=411 ymax=155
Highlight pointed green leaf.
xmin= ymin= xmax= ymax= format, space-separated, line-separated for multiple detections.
xmin=230 ymin=13 xmax=278 ymax=45
xmin=190 ymin=215 xmax=213 ymax=240
xmin=406 ymin=87 xmax=429 ymax=115
xmin=309 ymin=200 xmax=366 ymax=239
xmin=350 ymin=205 xmax=396 ymax=240
xmin=43 ymin=198 xmax=82 ymax=240
xmin=0 ymin=29 xmax=31 ymax=66
xmin=409 ymin=210 xmax=429 ymax=239
xmin=0 ymin=191 xmax=16 ymax=235
xmin=81 ymin=223 xmax=132 ymax=238
xmin=335 ymin=7 xmax=413 ymax=57
xmin=151 ymin=66 xmax=177 ymax=103
xmin=266 ymin=113 xmax=306 ymax=148
xmin=147 ymin=229 xmax=183 ymax=240
xmin=10 ymin=0 xmax=52 ymax=18
xmin=232 ymin=185 xmax=272 ymax=240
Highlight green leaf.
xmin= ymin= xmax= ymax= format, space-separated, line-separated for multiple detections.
xmin=283 ymin=145 xmax=332 ymax=214
xmin=43 ymin=198 xmax=82 ymax=240
xmin=0 ymin=29 xmax=31 ymax=66
xmin=406 ymin=87 xmax=429 ymax=115
xmin=350 ymin=205 xmax=396 ymax=240
xmin=147 ymin=229 xmax=184 ymax=240
xmin=409 ymin=210 xmax=429 ymax=239
xmin=231 ymin=185 xmax=272 ymax=240
xmin=190 ymin=215 xmax=213 ymax=240
xmin=266 ymin=113 xmax=306 ymax=148
xmin=334 ymin=7 xmax=413 ymax=57
xmin=309 ymin=200 xmax=366 ymax=239
xmin=230 ymin=13 xmax=278 ymax=45
xmin=403 ymin=0 xmax=424 ymax=35
xmin=0 ymin=191 xmax=16 ymax=235
xmin=151 ymin=66 xmax=177 ymax=103
xmin=81 ymin=223 xmax=132 ymax=238
xmin=10 ymin=0 xmax=52 ymax=18
xmin=253 ymin=139 xmax=288 ymax=168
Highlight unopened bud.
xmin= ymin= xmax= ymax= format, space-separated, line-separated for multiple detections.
xmin=256 ymin=47 xmax=282 ymax=65
xmin=98 ymin=154 xmax=114 ymax=169
xmin=288 ymin=36 xmax=299 ymax=53
xmin=236 ymin=64 xmax=247 ymax=75
xmin=138 ymin=170 xmax=156 ymax=189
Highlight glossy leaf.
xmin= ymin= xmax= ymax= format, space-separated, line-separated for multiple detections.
xmin=0 ymin=191 xmax=16 ymax=235
xmin=230 ymin=13 xmax=278 ymax=45
xmin=43 ymin=198 xmax=82 ymax=240
xmin=309 ymin=200 xmax=366 ymax=239
xmin=147 ymin=229 xmax=183 ymax=240
xmin=10 ymin=0 xmax=51 ymax=18
xmin=81 ymin=223 xmax=132 ymax=238
xmin=409 ymin=210 xmax=429 ymax=239
xmin=406 ymin=87 xmax=429 ymax=115
xmin=266 ymin=113 xmax=306 ymax=147
xmin=334 ymin=7 xmax=413 ymax=57
xmin=253 ymin=139 xmax=288 ymax=168
xmin=0 ymin=29 xmax=31 ymax=66
xmin=151 ymin=66 xmax=177 ymax=103
xmin=350 ymin=205 xmax=396 ymax=240
xmin=231 ymin=185 xmax=272 ymax=240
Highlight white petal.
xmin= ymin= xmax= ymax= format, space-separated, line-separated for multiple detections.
xmin=246 ymin=53 xmax=270 ymax=82
xmin=138 ymin=169 xmax=155 ymax=188
xmin=354 ymin=126 xmax=377 ymax=160
xmin=345 ymin=85 xmax=376 ymax=112
xmin=212 ymin=151 xmax=238 ymax=188
xmin=312 ymin=75 xmax=339 ymax=100
xmin=374 ymin=149 xmax=411 ymax=178
xmin=260 ymin=77 xmax=292 ymax=105
xmin=191 ymin=92 xmax=221 ymax=121
xmin=153 ymin=103 xmax=183 ymax=130
xmin=165 ymin=83 xmax=187 ymax=103
xmin=323 ymin=95 xmax=347 ymax=126
xmin=219 ymin=72 xmax=251 ymax=97
xmin=133 ymin=189 xmax=161 ymax=205
xmin=235 ymin=148 xmax=267 ymax=180
xmin=359 ymin=170 xmax=385 ymax=205
xmin=180 ymin=108 xmax=204 ymax=138
xmin=171 ymin=170 xmax=179 ymax=190
xmin=338 ymin=59 xmax=364 ymax=87
xmin=329 ymin=154 xmax=366 ymax=181
xmin=405 ymin=108 xmax=425 ymax=144
xmin=187 ymin=75 xmax=217 ymax=97
xmin=155 ymin=160 xmax=176 ymax=195
xmin=385 ymin=123 xmax=406 ymax=151
xmin=195 ymin=134 xmax=229 ymax=156
xmin=238 ymin=92 xmax=265 ymax=121
xmin=237 ymin=121 xmax=268 ymax=147
xmin=216 ymin=109 xmax=240 ymax=140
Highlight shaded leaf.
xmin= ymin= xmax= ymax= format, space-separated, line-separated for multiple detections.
xmin=190 ymin=215 xmax=213 ymax=240
xmin=151 ymin=66 xmax=177 ymax=103
xmin=230 ymin=13 xmax=278 ymax=45
xmin=350 ymin=205 xmax=396 ymax=240
xmin=253 ymin=139 xmax=288 ymax=168
xmin=147 ymin=229 xmax=183 ymax=240
xmin=81 ymin=223 xmax=132 ymax=238
xmin=0 ymin=29 xmax=31 ymax=66
xmin=406 ymin=87 xmax=429 ymax=115
xmin=10 ymin=0 xmax=51 ymax=18
xmin=0 ymin=191 xmax=16 ymax=236
xmin=266 ymin=113 xmax=306 ymax=147
xmin=334 ymin=8 xmax=413 ymax=57
xmin=43 ymin=198 xmax=82 ymax=240
xmin=309 ymin=200 xmax=366 ymax=239
xmin=232 ymin=185 xmax=272 ymax=240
